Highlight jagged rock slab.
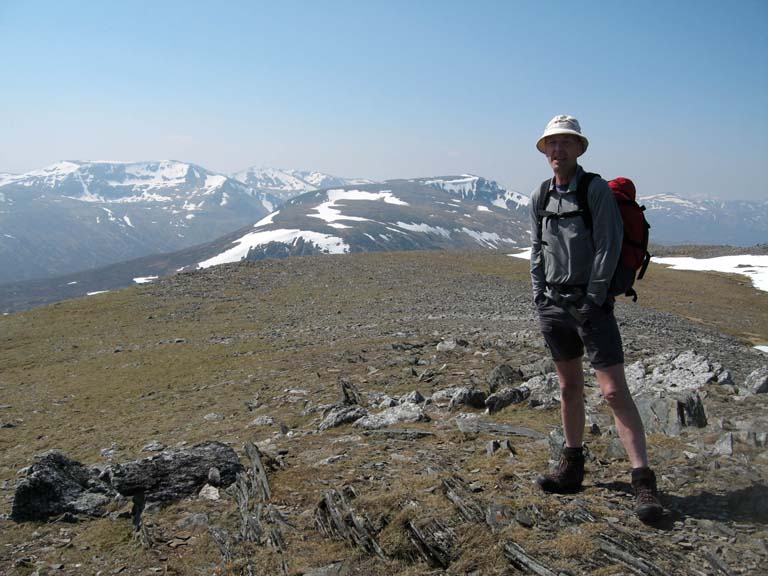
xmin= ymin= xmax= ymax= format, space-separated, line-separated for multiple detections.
xmin=318 ymin=405 xmax=368 ymax=431
xmin=109 ymin=441 xmax=242 ymax=502
xmin=635 ymin=391 xmax=707 ymax=437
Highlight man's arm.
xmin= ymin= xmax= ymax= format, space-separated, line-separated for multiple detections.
xmin=586 ymin=178 xmax=622 ymax=306
xmin=529 ymin=184 xmax=547 ymax=304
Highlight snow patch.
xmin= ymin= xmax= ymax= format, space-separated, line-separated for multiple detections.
xmin=654 ymin=255 xmax=768 ymax=293
xmin=133 ymin=276 xmax=159 ymax=284
xmin=198 ymin=228 xmax=349 ymax=269
xmin=87 ymin=290 xmax=109 ymax=296
xmin=510 ymin=248 xmax=532 ymax=260
xmin=460 ymin=228 xmax=517 ymax=248
xmin=123 ymin=215 xmax=134 ymax=227
xmin=477 ymin=205 xmax=490 ymax=212
xmin=310 ymin=189 xmax=408 ymax=225
xmin=394 ymin=222 xmax=451 ymax=238
xmin=254 ymin=210 xmax=279 ymax=228
xmin=204 ymin=174 xmax=227 ymax=192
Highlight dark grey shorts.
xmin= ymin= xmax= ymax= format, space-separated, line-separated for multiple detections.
xmin=536 ymin=299 xmax=624 ymax=368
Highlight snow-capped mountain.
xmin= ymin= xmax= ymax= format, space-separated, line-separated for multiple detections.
xmin=0 ymin=174 xmax=532 ymax=311
xmin=0 ymin=160 xmax=279 ymax=283
xmin=192 ymin=174 xmax=529 ymax=268
xmin=640 ymin=194 xmax=768 ymax=247
xmin=232 ymin=167 xmax=373 ymax=201
xmin=416 ymin=175 xmax=528 ymax=210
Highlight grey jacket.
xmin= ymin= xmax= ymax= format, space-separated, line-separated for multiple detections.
xmin=530 ymin=166 xmax=622 ymax=306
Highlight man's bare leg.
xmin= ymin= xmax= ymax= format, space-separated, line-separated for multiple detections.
xmin=536 ymin=357 xmax=587 ymax=493
xmin=554 ymin=357 xmax=586 ymax=447
xmin=594 ymin=363 xmax=648 ymax=468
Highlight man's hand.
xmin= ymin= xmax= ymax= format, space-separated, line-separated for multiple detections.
xmin=534 ymin=293 xmax=549 ymax=308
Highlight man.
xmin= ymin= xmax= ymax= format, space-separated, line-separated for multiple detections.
xmin=529 ymin=115 xmax=663 ymax=523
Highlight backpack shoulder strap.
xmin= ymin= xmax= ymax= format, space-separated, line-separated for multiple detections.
xmin=536 ymin=178 xmax=553 ymax=226
xmin=574 ymin=172 xmax=600 ymax=230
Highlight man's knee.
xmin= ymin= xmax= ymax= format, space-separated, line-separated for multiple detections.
xmin=601 ymin=382 xmax=632 ymax=409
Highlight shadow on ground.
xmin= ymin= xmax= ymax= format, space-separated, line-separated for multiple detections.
xmin=596 ymin=481 xmax=768 ymax=526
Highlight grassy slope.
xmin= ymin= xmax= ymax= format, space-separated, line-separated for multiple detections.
xmin=0 ymin=251 xmax=765 ymax=574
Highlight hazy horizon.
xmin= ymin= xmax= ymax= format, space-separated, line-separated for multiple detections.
xmin=2 ymin=0 xmax=766 ymax=201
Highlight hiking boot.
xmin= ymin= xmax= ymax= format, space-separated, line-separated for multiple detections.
xmin=535 ymin=447 xmax=584 ymax=493
xmin=631 ymin=467 xmax=663 ymax=523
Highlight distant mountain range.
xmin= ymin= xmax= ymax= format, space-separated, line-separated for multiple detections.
xmin=232 ymin=167 xmax=373 ymax=202
xmin=640 ymin=194 xmax=768 ymax=247
xmin=0 ymin=161 xmax=363 ymax=284
xmin=1 ymin=159 xmax=766 ymax=312
xmin=194 ymin=175 xmax=530 ymax=268
xmin=0 ymin=174 xmax=531 ymax=312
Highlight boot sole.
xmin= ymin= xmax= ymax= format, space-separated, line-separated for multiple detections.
xmin=535 ymin=476 xmax=583 ymax=494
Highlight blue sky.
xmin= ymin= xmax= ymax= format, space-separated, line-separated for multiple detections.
xmin=1 ymin=0 xmax=766 ymax=200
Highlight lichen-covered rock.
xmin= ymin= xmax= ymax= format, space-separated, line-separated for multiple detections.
xmin=108 ymin=441 xmax=242 ymax=502
xmin=400 ymin=390 xmax=426 ymax=404
xmin=746 ymin=366 xmax=768 ymax=394
xmin=635 ymin=391 xmax=707 ymax=437
xmin=318 ymin=405 xmax=368 ymax=431
xmin=487 ymin=364 xmax=522 ymax=393
xmin=525 ymin=373 xmax=561 ymax=407
xmin=353 ymin=403 xmax=430 ymax=430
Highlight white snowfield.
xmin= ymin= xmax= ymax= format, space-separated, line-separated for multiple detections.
xmin=309 ymin=189 xmax=408 ymax=224
xmin=198 ymin=229 xmax=348 ymax=269
xmin=512 ymin=250 xmax=768 ymax=294
xmin=654 ymin=255 xmax=768 ymax=293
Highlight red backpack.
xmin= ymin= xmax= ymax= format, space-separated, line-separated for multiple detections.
xmin=607 ymin=177 xmax=652 ymax=300
xmin=536 ymin=174 xmax=652 ymax=301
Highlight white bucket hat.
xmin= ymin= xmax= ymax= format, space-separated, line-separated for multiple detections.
xmin=536 ymin=114 xmax=589 ymax=154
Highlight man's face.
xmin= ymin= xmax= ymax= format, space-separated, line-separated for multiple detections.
xmin=544 ymin=134 xmax=584 ymax=175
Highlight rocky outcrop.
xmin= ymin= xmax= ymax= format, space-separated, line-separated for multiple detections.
xmin=353 ymin=403 xmax=430 ymax=430
xmin=746 ymin=366 xmax=768 ymax=394
xmin=485 ymin=386 xmax=530 ymax=414
xmin=11 ymin=451 xmax=116 ymax=522
xmin=108 ymin=441 xmax=242 ymax=502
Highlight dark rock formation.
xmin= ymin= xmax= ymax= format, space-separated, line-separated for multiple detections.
xmin=108 ymin=441 xmax=242 ymax=502
xmin=485 ymin=386 xmax=531 ymax=414
xmin=448 ymin=387 xmax=487 ymax=410
xmin=11 ymin=451 xmax=115 ymax=522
